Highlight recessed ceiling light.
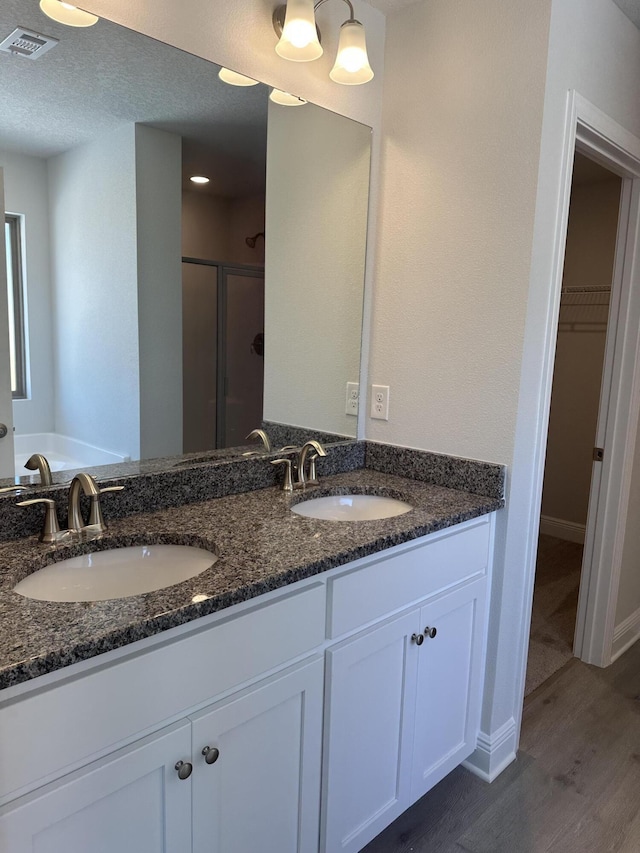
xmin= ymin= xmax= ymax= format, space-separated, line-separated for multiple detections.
xmin=190 ymin=175 xmax=210 ymax=185
xmin=39 ymin=0 xmax=99 ymax=27
xmin=218 ymin=67 xmax=259 ymax=87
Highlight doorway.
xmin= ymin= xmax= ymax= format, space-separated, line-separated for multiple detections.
xmin=525 ymin=153 xmax=622 ymax=695
xmin=182 ymin=258 xmax=265 ymax=453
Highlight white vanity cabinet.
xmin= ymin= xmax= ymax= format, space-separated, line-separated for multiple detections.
xmin=0 ymin=721 xmax=193 ymax=853
xmin=321 ymin=520 xmax=491 ymax=853
xmin=190 ymin=657 xmax=323 ymax=853
xmin=0 ymin=657 xmax=323 ymax=853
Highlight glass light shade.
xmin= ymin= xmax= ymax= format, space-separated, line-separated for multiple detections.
xmin=329 ymin=20 xmax=374 ymax=85
xmin=39 ymin=0 xmax=98 ymax=27
xmin=190 ymin=176 xmax=210 ymax=184
xmin=275 ymin=0 xmax=323 ymax=62
xmin=218 ymin=68 xmax=259 ymax=87
xmin=269 ymin=89 xmax=307 ymax=107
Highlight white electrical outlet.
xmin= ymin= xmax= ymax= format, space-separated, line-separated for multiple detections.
xmin=370 ymin=384 xmax=390 ymax=420
xmin=345 ymin=381 xmax=359 ymax=416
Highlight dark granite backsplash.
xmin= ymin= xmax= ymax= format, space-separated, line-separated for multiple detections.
xmin=261 ymin=421 xmax=351 ymax=448
xmin=0 ymin=441 xmax=503 ymax=542
xmin=365 ymin=443 xmax=505 ymax=500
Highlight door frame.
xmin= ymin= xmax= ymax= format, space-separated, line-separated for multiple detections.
xmin=0 ymin=168 xmax=16 ymax=478
xmin=535 ymin=92 xmax=640 ymax=669
xmin=216 ymin=265 xmax=265 ymax=448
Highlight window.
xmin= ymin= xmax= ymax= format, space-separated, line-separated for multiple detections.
xmin=5 ymin=214 xmax=27 ymax=399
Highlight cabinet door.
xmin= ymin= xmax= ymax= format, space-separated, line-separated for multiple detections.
xmin=411 ymin=579 xmax=487 ymax=803
xmin=190 ymin=656 xmax=323 ymax=853
xmin=0 ymin=721 xmax=192 ymax=853
xmin=321 ymin=610 xmax=420 ymax=853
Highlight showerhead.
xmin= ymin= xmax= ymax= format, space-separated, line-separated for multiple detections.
xmin=245 ymin=231 xmax=265 ymax=249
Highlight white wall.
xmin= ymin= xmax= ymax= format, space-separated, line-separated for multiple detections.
xmin=0 ymin=148 xmax=54 ymax=436
xmin=182 ymin=191 xmax=231 ymax=262
xmin=264 ymin=100 xmax=370 ymax=436
xmin=228 ymin=196 xmax=266 ymax=267
xmin=48 ymin=125 xmax=141 ymax=459
xmin=182 ymin=191 xmax=265 ymax=266
xmin=135 ymin=124 xmax=183 ymax=460
xmin=370 ymin=0 xmax=551 ymax=461
xmin=617 ymin=430 xmax=640 ymax=624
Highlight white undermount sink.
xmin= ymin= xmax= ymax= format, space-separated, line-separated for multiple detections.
xmin=13 ymin=544 xmax=218 ymax=603
xmin=291 ymin=494 xmax=413 ymax=521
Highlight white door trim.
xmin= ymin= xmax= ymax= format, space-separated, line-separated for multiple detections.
xmin=568 ymin=95 xmax=640 ymax=666
xmin=497 ymin=90 xmax=640 ymax=778
xmin=514 ymin=88 xmax=640 ymax=678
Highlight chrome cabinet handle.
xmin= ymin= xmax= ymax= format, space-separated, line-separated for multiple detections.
xmin=424 ymin=627 xmax=437 ymax=639
xmin=411 ymin=633 xmax=424 ymax=646
xmin=175 ymin=760 xmax=193 ymax=780
xmin=202 ymin=745 xmax=220 ymax=765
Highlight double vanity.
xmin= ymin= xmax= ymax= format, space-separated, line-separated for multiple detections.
xmin=0 ymin=444 xmax=503 ymax=853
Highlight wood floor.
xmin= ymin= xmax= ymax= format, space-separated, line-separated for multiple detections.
xmin=363 ymin=640 xmax=640 ymax=852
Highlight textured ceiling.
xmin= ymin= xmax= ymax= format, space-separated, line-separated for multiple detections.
xmin=0 ymin=0 xmax=269 ymax=197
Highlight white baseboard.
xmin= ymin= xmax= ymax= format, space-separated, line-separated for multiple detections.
xmin=611 ymin=606 xmax=640 ymax=662
xmin=463 ymin=717 xmax=518 ymax=782
xmin=539 ymin=515 xmax=586 ymax=544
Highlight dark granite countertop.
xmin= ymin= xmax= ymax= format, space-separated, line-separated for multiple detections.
xmin=0 ymin=469 xmax=503 ymax=690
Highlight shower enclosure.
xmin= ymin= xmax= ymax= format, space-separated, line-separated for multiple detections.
xmin=182 ymin=258 xmax=265 ymax=452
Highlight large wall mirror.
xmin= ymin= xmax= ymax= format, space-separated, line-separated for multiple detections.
xmin=0 ymin=0 xmax=371 ymax=482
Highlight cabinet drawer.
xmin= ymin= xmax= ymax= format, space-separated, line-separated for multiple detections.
xmin=327 ymin=519 xmax=490 ymax=638
xmin=0 ymin=583 xmax=326 ymax=802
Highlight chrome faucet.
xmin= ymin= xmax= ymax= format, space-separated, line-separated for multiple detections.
xmin=271 ymin=440 xmax=327 ymax=490
xmin=24 ymin=453 xmax=53 ymax=487
xmin=243 ymin=428 xmax=272 ymax=455
xmin=68 ymin=472 xmax=124 ymax=536
xmin=17 ymin=472 xmax=124 ymax=545
xmin=297 ymin=440 xmax=327 ymax=487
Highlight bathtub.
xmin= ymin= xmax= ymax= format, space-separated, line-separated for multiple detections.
xmin=14 ymin=433 xmax=130 ymax=475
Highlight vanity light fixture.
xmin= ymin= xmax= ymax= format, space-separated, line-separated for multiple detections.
xmin=190 ymin=175 xmax=210 ymax=185
xmin=218 ymin=67 xmax=260 ymax=86
xmin=273 ymin=0 xmax=373 ymax=85
xmin=269 ymin=88 xmax=307 ymax=106
xmin=39 ymin=0 xmax=98 ymax=27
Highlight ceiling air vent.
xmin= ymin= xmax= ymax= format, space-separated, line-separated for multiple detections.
xmin=0 ymin=27 xmax=59 ymax=60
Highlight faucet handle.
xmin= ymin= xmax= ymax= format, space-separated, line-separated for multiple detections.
xmin=17 ymin=497 xmax=61 ymax=543
xmin=307 ymin=454 xmax=320 ymax=485
xmin=88 ymin=485 xmax=124 ymax=528
xmin=270 ymin=458 xmax=294 ymax=492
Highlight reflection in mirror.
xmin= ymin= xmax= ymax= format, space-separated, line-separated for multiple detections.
xmin=0 ymin=0 xmax=371 ymax=482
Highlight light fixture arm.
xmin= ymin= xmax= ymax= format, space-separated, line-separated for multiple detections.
xmin=272 ymin=0 xmax=357 ymax=42
xmin=313 ymin=0 xmax=357 ymax=24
